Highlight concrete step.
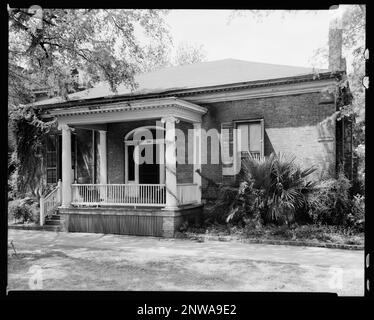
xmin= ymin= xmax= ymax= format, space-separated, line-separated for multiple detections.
xmin=42 ymin=225 xmax=61 ymax=232
xmin=44 ymin=219 xmax=61 ymax=226
xmin=49 ymin=214 xmax=61 ymax=221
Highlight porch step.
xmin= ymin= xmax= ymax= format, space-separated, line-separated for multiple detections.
xmin=44 ymin=214 xmax=62 ymax=226
xmin=49 ymin=214 xmax=61 ymax=221
xmin=42 ymin=225 xmax=61 ymax=232
xmin=44 ymin=219 xmax=61 ymax=226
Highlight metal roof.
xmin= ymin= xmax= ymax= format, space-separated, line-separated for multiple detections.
xmin=33 ymin=59 xmax=328 ymax=108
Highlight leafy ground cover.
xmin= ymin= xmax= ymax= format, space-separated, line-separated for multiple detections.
xmin=184 ymin=223 xmax=364 ymax=246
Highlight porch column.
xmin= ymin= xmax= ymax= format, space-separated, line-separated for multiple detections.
xmin=99 ymin=130 xmax=107 ymax=184
xmin=193 ymin=122 xmax=202 ymax=203
xmin=162 ymin=116 xmax=179 ymax=209
xmin=158 ymin=121 xmax=165 ymax=184
xmin=59 ymin=124 xmax=73 ymax=208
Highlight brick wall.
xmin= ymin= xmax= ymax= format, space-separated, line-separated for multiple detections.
xmin=200 ymin=92 xmax=337 ymax=198
xmin=105 ymin=91 xmax=338 ymax=199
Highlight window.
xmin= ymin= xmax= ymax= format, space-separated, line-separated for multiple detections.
xmin=128 ymin=145 xmax=135 ymax=181
xmin=46 ymin=135 xmax=58 ymax=184
xmin=236 ymin=120 xmax=264 ymax=159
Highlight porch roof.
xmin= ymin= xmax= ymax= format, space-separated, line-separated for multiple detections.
xmin=50 ymin=97 xmax=207 ymax=125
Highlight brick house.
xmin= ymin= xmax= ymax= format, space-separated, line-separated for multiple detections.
xmin=33 ymin=31 xmax=352 ymax=237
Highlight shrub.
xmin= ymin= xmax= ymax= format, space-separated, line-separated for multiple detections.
xmin=239 ymin=153 xmax=317 ymax=225
xmin=355 ymin=144 xmax=365 ymax=193
xmin=8 ymin=197 xmax=39 ymax=223
xmin=347 ymin=194 xmax=365 ymax=232
xmin=307 ymin=173 xmax=352 ymax=225
xmin=206 ymin=153 xmax=317 ymax=226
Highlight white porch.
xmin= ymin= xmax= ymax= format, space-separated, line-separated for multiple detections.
xmin=70 ymin=182 xmax=199 ymax=207
xmin=48 ymin=97 xmax=207 ymax=211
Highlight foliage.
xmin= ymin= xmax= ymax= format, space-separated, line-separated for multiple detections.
xmin=8 ymin=8 xmax=171 ymax=105
xmin=185 ymin=222 xmax=363 ymax=245
xmin=205 ymin=181 xmax=262 ymax=226
xmin=8 ymin=198 xmax=39 ymax=224
xmin=347 ymin=194 xmax=365 ymax=232
xmin=306 ymin=173 xmax=353 ymax=226
xmin=205 ymin=165 xmax=364 ymax=232
xmin=173 ymin=43 xmax=206 ymax=66
xmin=355 ymin=143 xmax=365 ymax=191
xmin=207 ymin=153 xmax=317 ymax=226
xmin=138 ymin=42 xmax=172 ymax=73
xmin=230 ymin=7 xmax=365 ymax=188
xmin=310 ymin=6 xmax=365 ymax=135
xmin=8 ymin=104 xmax=56 ymax=200
xmin=240 ymin=153 xmax=317 ymax=224
xmin=139 ymin=42 xmax=207 ymax=72
xmin=8 ymin=9 xmax=208 ymax=202
xmin=244 ymin=223 xmax=363 ymax=245
xmin=8 ymin=8 xmax=209 ymax=101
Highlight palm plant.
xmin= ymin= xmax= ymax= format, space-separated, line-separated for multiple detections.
xmin=240 ymin=152 xmax=317 ymax=224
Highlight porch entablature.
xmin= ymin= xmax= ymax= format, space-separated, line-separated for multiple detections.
xmin=44 ymin=97 xmax=207 ymax=125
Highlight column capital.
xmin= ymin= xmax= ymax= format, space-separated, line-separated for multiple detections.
xmin=58 ymin=124 xmax=74 ymax=132
xmin=98 ymin=130 xmax=107 ymax=135
xmin=161 ymin=115 xmax=180 ymax=124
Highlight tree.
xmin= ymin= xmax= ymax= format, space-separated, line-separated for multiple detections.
xmin=173 ymin=43 xmax=206 ymax=66
xmin=8 ymin=8 xmax=171 ymax=105
xmin=138 ymin=42 xmax=207 ymax=73
xmin=8 ymin=8 xmax=172 ymax=199
xmin=138 ymin=42 xmax=172 ymax=73
xmin=8 ymin=8 xmax=206 ymax=199
xmin=310 ymin=6 xmax=365 ymax=185
xmin=228 ymin=6 xmax=366 ymax=183
xmin=310 ymin=6 xmax=365 ymax=125
xmin=228 ymin=7 xmax=365 ymax=127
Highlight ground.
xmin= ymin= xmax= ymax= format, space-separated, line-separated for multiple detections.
xmin=185 ymin=223 xmax=364 ymax=247
xmin=7 ymin=230 xmax=364 ymax=295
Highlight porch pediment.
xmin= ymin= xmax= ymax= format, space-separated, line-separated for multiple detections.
xmin=44 ymin=97 xmax=207 ymax=125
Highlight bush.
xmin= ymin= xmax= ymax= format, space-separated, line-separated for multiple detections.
xmin=206 ymin=153 xmax=317 ymax=226
xmin=8 ymin=197 xmax=39 ymax=224
xmin=239 ymin=153 xmax=317 ymax=225
xmin=307 ymin=173 xmax=352 ymax=226
xmin=207 ymin=181 xmax=263 ymax=226
xmin=347 ymin=194 xmax=365 ymax=232
xmin=202 ymin=154 xmax=364 ymax=232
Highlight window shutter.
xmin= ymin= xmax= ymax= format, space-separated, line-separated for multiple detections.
xmin=221 ymin=122 xmax=235 ymax=175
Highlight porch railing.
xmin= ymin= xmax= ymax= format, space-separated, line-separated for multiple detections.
xmin=71 ymin=184 xmax=166 ymax=207
xmin=177 ymin=183 xmax=198 ymax=205
xmin=40 ymin=180 xmax=62 ymax=226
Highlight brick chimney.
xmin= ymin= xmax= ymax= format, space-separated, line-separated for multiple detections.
xmin=328 ymin=8 xmax=346 ymax=72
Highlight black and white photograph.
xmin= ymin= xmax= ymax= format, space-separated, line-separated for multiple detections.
xmin=5 ymin=4 xmax=367 ymax=301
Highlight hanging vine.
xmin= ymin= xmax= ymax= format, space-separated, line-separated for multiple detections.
xmin=9 ymin=104 xmax=57 ymax=200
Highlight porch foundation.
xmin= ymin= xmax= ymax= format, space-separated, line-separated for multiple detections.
xmin=58 ymin=204 xmax=203 ymax=237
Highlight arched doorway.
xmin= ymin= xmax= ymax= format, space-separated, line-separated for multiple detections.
xmin=124 ymin=126 xmax=165 ymax=185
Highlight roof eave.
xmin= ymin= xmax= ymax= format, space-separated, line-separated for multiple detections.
xmin=33 ymin=70 xmax=344 ymax=111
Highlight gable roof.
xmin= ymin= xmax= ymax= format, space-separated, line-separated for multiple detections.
xmin=33 ymin=59 xmax=325 ymax=107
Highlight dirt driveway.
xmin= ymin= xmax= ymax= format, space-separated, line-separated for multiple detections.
xmin=7 ymin=229 xmax=364 ymax=295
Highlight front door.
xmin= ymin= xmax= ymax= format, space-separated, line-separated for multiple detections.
xmin=139 ymin=143 xmax=160 ymax=184
xmin=126 ymin=142 xmax=160 ymax=184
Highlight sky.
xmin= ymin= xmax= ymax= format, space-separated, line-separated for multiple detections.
xmin=164 ymin=10 xmax=334 ymax=69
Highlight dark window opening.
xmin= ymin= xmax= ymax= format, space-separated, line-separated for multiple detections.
xmin=128 ymin=145 xmax=135 ymax=181
xmin=46 ymin=135 xmax=59 ymax=184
